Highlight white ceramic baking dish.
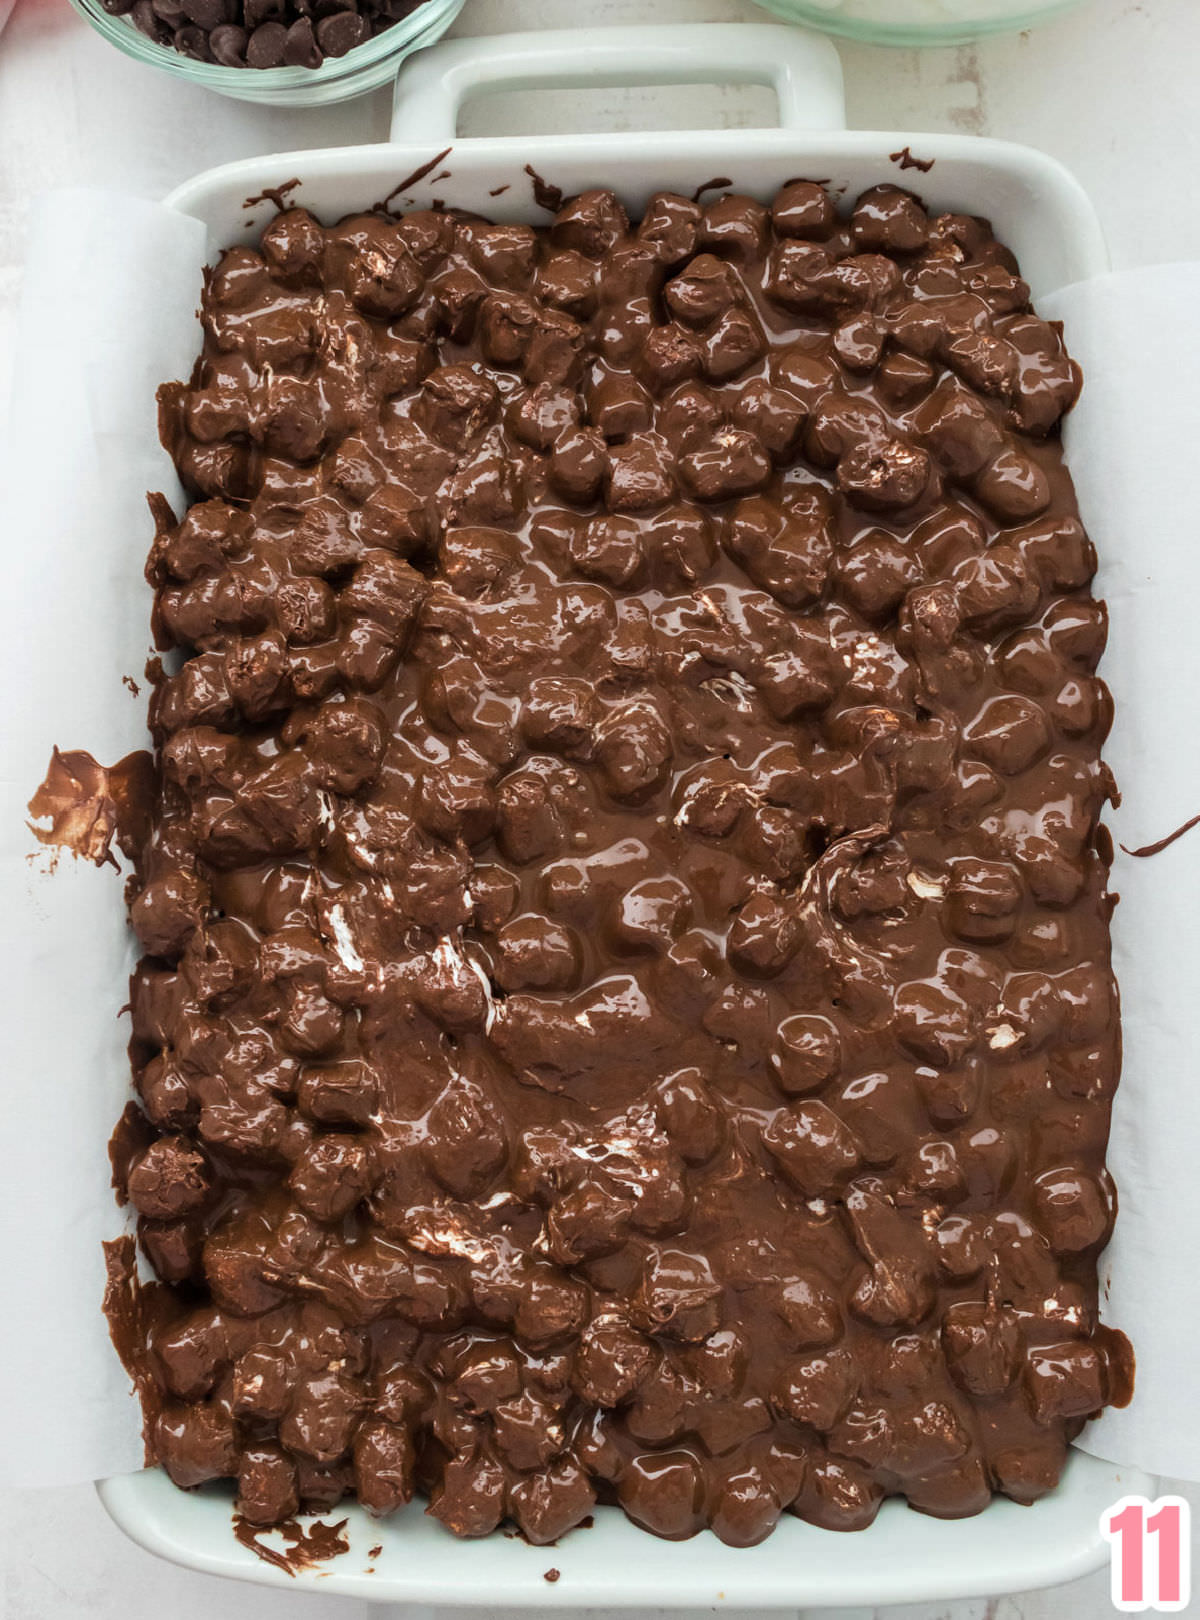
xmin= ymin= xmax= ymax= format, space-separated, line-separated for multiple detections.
xmin=96 ymin=23 xmax=1150 ymax=1607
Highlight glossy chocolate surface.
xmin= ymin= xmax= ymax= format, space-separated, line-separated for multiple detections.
xmin=109 ymin=179 xmax=1129 ymax=1545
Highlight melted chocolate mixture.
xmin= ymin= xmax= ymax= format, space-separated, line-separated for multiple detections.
xmin=29 ymin=747 xmax=154 ymax=868
xmin=110 ymin=180 xmax=1129 ymax=1546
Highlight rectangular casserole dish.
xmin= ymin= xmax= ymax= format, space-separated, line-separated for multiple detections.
xmin=96 ymin=22 xmax=1150 ymax=1606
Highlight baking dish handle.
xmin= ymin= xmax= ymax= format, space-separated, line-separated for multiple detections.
xmin=388 ymin=23 xmax=846 ymax=145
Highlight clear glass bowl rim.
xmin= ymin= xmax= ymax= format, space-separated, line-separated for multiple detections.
xmin=750 ymin=0 xmax=1087 ymax=44
xmin=67 ymin=0 xmax=462 ymax=90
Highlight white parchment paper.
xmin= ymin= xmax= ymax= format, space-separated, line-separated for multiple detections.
xmin=1043 ymin=264 xmax=1200 ymax=1482
xmin=0 ymin=191 xmax=205 ymax=1487
xmin=1 ymin=194 xmax=1196 ymax=1488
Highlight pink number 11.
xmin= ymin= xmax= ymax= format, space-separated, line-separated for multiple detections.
xmin=1103 ymin=1494 xmax=1191 ymax=1611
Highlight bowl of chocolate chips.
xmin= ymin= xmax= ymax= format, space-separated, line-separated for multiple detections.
xmin=68 ymin=0 xmax=464 ymax=104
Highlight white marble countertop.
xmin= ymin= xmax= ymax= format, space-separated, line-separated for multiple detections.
xmin=1 ymin=0 xmax=1197 ymax=1614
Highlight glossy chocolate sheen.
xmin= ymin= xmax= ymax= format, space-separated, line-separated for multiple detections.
xmin=110 ymin=180 xmax=1130 ymax=1547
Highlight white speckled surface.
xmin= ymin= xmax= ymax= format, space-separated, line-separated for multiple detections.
xmin=1 ymin=0 xmax=1197 ymax=1612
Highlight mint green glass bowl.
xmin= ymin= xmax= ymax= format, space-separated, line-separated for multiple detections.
xmin=750 ymin=0 xmax=1088 ymax=47
xmin=67 ymin=0 xmax=464 ymax=105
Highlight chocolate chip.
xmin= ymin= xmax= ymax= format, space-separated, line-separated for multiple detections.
xmin=209 ymin=20 xmax=247 ymax=60
xmin=175 ymin=22 xmax=214 ymax=55
xmin=245 ymin=18 xmax=287 ymax=64
xmin=314 ymin=8 xmax=367 ymax=55
xmin=243 ymin=0 xmax=284 ymax=24
xmin=282 ymin=15 xmax=321 ymax=64
xmin=131 ymin=0 xmax=174 ymax=42
xmin=182 ymin=0 xmax=231 ymax=27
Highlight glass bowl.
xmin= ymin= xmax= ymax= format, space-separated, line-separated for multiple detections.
xmin=67 ymin=0 xmax=464 ymax=106
xmin=749 ymin=0 xmax=1088 ymax=47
